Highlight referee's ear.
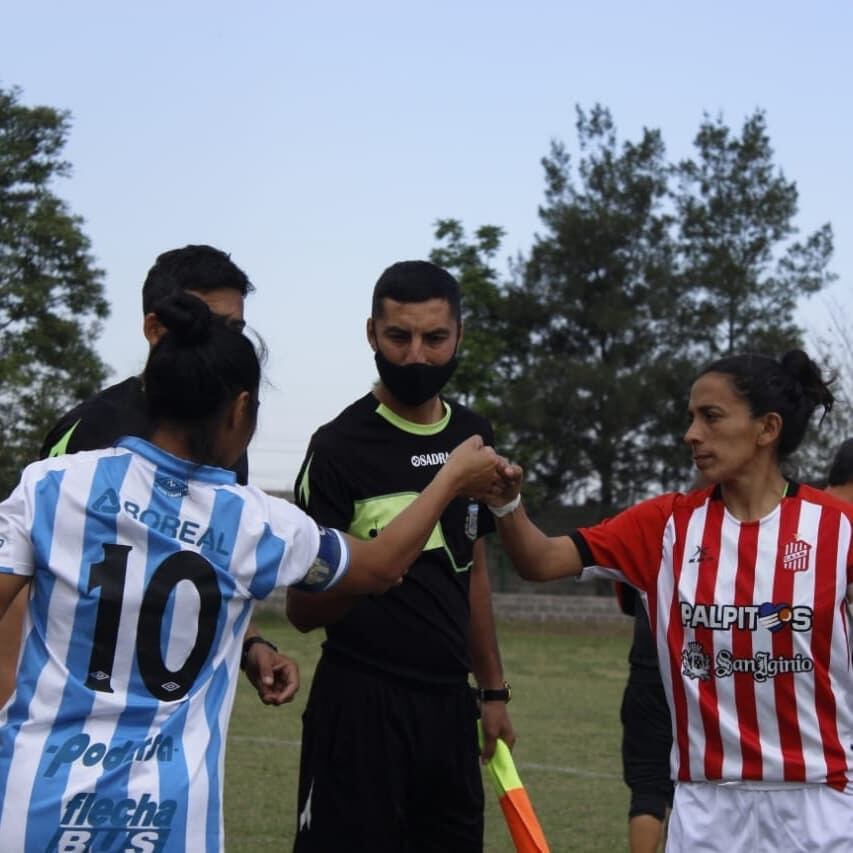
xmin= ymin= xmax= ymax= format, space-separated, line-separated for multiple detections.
xmin=143 ymin=312 xmax=167 ymax=348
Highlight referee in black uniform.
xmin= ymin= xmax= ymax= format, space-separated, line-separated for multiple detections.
xmin=287 ymin=260 xmax=515 ymax=852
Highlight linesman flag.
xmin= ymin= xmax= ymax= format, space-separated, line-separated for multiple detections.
xmin=478 ymin=723 xmax=551 ymax=852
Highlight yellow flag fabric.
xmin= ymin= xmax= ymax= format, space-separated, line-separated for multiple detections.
xmin=478 ymin=723 xmax=551 ymax=853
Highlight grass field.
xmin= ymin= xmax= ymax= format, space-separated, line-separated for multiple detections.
xmin=225 ymin=614 xmax=634 ymax=852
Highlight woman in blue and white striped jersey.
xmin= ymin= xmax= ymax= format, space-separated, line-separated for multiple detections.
xmin=0 ymin=292 xmax=498 ymax=853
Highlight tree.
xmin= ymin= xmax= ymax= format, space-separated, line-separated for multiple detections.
xmin=675 ymin=111 xmax=836 ymax=483
xmin=429 ymin=219 xmax=517 ymax=414
xmin=430 ymin=219 xmax=565 ymax=507
xmin=0 ymin=85 xmax=109 ymax=494
xmin=674 ymin=110 xmax=834 ymax=358
xmin=433 ymin=106 xmax=836 ymax=509
xmin=505 ymin=105 xmax=685 ymax=510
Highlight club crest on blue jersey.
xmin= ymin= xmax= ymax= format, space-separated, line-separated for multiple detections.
xmin=155 ymin=476 xmax=189 ymax=498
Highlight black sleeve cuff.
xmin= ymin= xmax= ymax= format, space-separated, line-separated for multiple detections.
xmin=569 ymin=529 xmax=595 ymax=568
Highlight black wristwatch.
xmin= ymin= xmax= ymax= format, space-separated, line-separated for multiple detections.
xmin=240 ymin=636 xmax=278 ymax=671
xmin=476 ymin=681 xmax=512 ymax=703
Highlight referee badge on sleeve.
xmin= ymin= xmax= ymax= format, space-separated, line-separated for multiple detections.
xmin=465 ymin=502 xmax=479 ymax=541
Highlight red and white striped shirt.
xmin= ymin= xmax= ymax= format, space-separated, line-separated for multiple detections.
xmin=573 ymin=483 xmax=853 ymax=791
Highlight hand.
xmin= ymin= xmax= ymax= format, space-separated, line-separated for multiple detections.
xmin=480 ymin=701 xmax=516 ymax=762
xmin=242 ymin=643 xmax=300 ymax=706
xmin=485 ymin=458 xmax=523 ymax=507
xmin=445 ymin=435 xmax=499 ymax=497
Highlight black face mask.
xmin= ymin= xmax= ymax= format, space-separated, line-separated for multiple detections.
xmin=374 ymin=348 xmax=459 ymax=407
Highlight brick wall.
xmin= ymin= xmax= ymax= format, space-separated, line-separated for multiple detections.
xmin=490 ymin=592 xmax=624 ymax=623
xmin=255 ymin=591 xmax=624 ymax=624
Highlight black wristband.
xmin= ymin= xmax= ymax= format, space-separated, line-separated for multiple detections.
xmin=476 ymin=681 xmax=511 ymax=703
xmin=240 ymin=636 xmax=278 ymax=671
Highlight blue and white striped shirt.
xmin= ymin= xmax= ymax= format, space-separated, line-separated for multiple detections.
xmin=0 ymin=437 xmax=348 ymax=852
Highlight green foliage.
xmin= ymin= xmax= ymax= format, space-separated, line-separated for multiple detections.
xmin=673 ymin=111 xmax=836 ymax=483
xmin=513 ymin=106 xmax=685 ymax=509
xmin=0 ymin=85 xmax=109 ymax=494
xmin=675 ymin=110 xmax=834 ymax=357
xmin=434 ymin=105 xmax=836 ymax=506
xmin=430 ymin=219 xmax=522 ymax=421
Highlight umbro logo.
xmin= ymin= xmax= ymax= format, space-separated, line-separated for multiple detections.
xmin=155 ymin=477 xmax=188 ymax=498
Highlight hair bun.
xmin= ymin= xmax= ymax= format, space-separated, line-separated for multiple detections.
xmin=780 ymin=349 xmax=811 ymax=381
xmin=153 ymin=293 xmax=212 ymax=345
xmin=781 ymin=348 xmax=834 ymax=411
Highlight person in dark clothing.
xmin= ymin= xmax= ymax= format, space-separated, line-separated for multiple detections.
xmin=615 ymin=582 xmax=673 ymax=853
xmin=825 ymin=437 xmax=853 ymax=503
xmin=0 ymin=245 xmax=293 ymax=708
xmin=287 ymin=260 xmax=514 ymax=853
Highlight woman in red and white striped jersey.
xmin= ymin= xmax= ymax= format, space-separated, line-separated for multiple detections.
xmin=488 ymin=350 xmax=853 ymax=851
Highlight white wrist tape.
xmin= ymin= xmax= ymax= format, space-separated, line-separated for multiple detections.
xmin=489 ymin=493 xmax=521 ymax=518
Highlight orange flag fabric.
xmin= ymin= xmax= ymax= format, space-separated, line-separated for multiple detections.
xmin=478 ymin=723 xmax=551 ymax=853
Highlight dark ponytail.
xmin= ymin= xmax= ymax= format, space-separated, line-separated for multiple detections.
xmin=699 ymin=349 xmax=834 ymax=457
xmin=144 ymin=293 xmax=263 ymax=463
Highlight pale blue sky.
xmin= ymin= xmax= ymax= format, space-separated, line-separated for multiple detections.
xmin=4 ymin=1 xmax=851 ymax=488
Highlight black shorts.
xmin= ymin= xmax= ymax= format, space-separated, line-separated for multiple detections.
xmin=620 ymin=677 xmax=674 ymax=821
xmin=293 ymin=655 xmax=484 ymax=853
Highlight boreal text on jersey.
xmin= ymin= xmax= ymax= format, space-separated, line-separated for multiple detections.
xmin=90 ymin=488 xmax=231 ymax=556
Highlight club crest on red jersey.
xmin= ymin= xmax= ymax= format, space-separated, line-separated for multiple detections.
xmin=781 ymin=537 xmax=811 ymax=572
